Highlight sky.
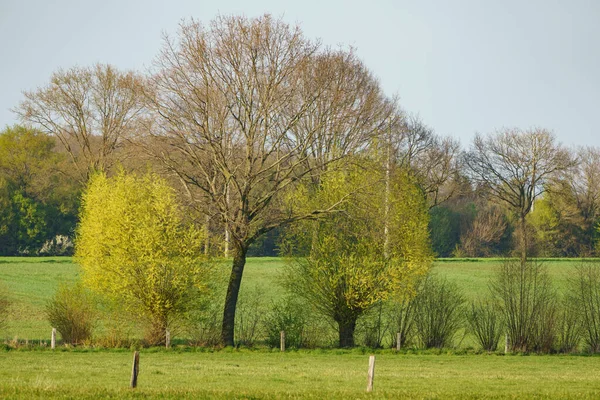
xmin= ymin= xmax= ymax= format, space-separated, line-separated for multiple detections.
xmin=1 ymin=0 xmax=599 ymax=148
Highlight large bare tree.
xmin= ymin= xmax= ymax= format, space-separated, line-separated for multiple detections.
xmin=16 ymin=64 xmax=145 ymax=182
xmin=142 ymin=15 xmax=392 ymax=346
xmin=465 ymin=128 xmax=573 ymax=261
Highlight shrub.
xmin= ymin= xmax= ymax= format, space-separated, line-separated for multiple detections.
xmin=387 ymin=295 xmax=417 ymax=349
xmin=490 ymin=259 xmax=554 ymax=352
xmin=569 ymin=262 xmax=600 ymax=352
xmin=466 ymin=299 xmax=503 ymax=352
xmin=46 ymin=282 xmax=96 ymax=345
xmin=556 ymin=295 xmax=581 ymax=353
xmin=234 ymin=286 xmax=266 ymax=347
xmin=357 ymin=301 xmax=390 ymax=348
xmin=264 ymin=296 xmax=309 ymax=349
xmin=413 ymin=275 xmax=465 ymax=349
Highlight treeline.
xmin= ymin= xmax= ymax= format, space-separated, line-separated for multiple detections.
xmin=2 ymin=121 xmax=598 ymax=258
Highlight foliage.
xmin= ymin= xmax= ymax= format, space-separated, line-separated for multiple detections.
xmin=76 ymin=172 xmax=211 ymax=345
xmin=466 ymin=299 xmax=504 ymax=352
xmin=429 ymin=206 xmax=461 ymax=257
xmin=263 ymin=296 xmax=310 ymax=349
xmin=285 ymin=161 xmax=432 ymax=347
xmin=0 ymin=126 xmax=80 ymax=256
xmin=45 ymin=282 xmax=96 ymax=344
xmin=413 ymin=274 xmax=465 ymax=348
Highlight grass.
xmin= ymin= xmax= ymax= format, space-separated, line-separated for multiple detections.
xmin=0 ymin=256 xmax=592 ymax=339
xmin=2 ymin=349 xmax=600 ymax=398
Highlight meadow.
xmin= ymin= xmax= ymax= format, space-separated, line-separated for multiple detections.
xmin=3 ymin=257 xmax=600 ymax=399
xmin=0 ymin=256 xmax=590 ymax=340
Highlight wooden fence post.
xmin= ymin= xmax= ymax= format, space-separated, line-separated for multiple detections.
xmin=366 ymin=355 xmax=375 ymax=392
xmin=130 ymin=351 xmax=140 ymax=388
xmin=166 ymin=329 xmax=171 ymax=349
xmin=280 ymin=331 xmax=285 ymax=352
xmin=51 ymin=328 xmax=56 ymax=350
xmin=504 ymin=333 xmax=509 ymax=354
xmin=396 ymin=332 xmax=401 ymax=351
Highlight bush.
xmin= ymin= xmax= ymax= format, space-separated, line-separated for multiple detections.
xmin=466 ymin=299 xmax=503 ymax=352
xmin=556 ymin=294 xmax=581 ymax=353
xmin=569 ymin=262 xmax=600 ymax=352
xmin=46 ymin=283 xmax=97 ymax=345
xmin=0 ymin=282 xmax=11 ymax=332
xmin=264 ymin=296 xmax=309 ymax=349
xmin=413 ymin=275 xmax=465 ymax=349
xmin=387 ymin=295 xmax=418 ymax=349
xmin=490 ymin=259 xmax=555 ymax=352
xmin=357 ymin=301 xmax=390 ymax=348
xmin=234 ymin=286 xmax=266 ymax=347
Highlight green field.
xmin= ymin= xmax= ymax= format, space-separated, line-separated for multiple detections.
xmin=0 ymin=256 xmax=591 ymax=340
xmin=2 ymin=350 xmax=600 ymax=399
xmin=3 ymin=257 xmax=600 ymax=398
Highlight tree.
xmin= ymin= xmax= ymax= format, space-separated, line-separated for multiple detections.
xmin=0 ymin=126 xmax=79 ymax=255
xmin=142 ymin=15 xmax=392 ymax=345
xmin=535 ymin=147 xmax=600 ymax=256
xmin=76 ymin=172 xmax=210 ymax=344
xmin=391 ymin=115 xmax=462 ymax=209
xmin=16 ymin=64 xmax=144 ymax=182
xmin=285 ymin=161 xmax=431 ymax=347
xmin=465 ymin=128 xmax=573 ymax=261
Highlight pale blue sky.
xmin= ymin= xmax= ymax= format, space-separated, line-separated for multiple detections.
xmin=1 ymin=0 xmax=599 ymax=147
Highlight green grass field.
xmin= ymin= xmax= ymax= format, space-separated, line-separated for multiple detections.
xmin=2 ymin=349 xmax=600 ymax=399
xmin=0 ymin=256 xmax=592 ymax=340
xmin=3 ymin=257 xmax=600 ymax=398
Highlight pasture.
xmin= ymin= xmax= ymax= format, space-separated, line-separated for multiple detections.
xmin=0 ymin=256 xmax=590 ymax=340
xmin=2 ymin=257 xmax=600 ymax=398
xmin=2 ymin=350 xmax=600 ymax=398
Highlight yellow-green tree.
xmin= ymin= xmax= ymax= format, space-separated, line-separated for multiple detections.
xmin=285 ymin=161 xmax=432 ymax=347
xmin=76 ymin=172 xmax=210 ymax=344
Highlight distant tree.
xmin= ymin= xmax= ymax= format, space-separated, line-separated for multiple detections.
xmin=465 ymin=128 xmax=573 ymax=261
xmin=76 ymin=172 xmax=211 ymax=344
xmin=458 ymin=205 xmax=508 ymax=257
xmin=0 ymin=126 xmax=79 ymax=255
xmin=142 ymin=15 xmax=393 ymax=346
xmin=535 ymin=147 xmax=600 ymax=256
xmin=391 ymin=115 xmax=462 ymax=209
xmin=285 ymin=161 xmax=431 ymax=347
xmin=428 ymin=206 xmax=461 ymax=257
xmin=16 ymin=64 xmax=144 ymax=181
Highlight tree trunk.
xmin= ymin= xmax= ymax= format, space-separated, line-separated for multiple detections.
xmin=221 ymin=243 xmax=247 ymax=346
xmin=338 ymin=318 xmax=357 ymax=348
xmin=520 ymin=214 xmax=527 ymax=264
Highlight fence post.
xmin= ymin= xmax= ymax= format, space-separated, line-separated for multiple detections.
xmin=396 ymin=332 xmax=401 ymax=351
xmin=166 ymin=329 xmax=171 ymax=349
xmin=280 ymin=331 xmax=285 ymax=352
xmin=130 ymin=351 xmax=140 ymax=388
xmin=366 ymin=355 xmax=375 ymax=392
xmin=504 ymin=333 xmax=509 ymax=354
xmin=51 ymin=328 xmax=56 ymax=350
